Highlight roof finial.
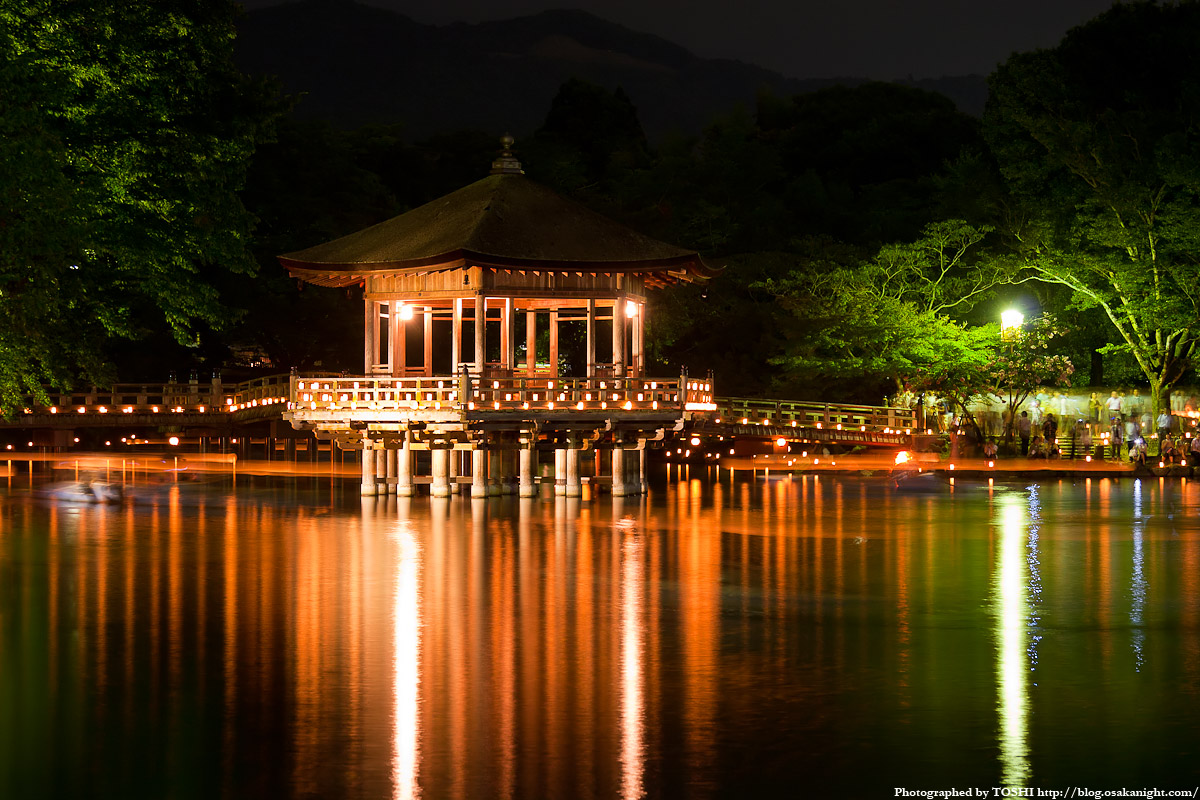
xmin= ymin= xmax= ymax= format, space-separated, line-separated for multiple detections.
xmin=490 ymin=133 xmax=524 ymax=175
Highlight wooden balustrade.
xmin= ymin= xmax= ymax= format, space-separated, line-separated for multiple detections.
xmin=289 ymin=374 xmax=691 ymax=414
xmin=715 ymin=396 xmax=917 ymax=431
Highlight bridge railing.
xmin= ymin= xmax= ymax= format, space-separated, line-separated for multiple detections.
xmin=289 ymin=374 xmax=698 ymax=414
xmin=715 ymin=396 xmax=916 ymax=431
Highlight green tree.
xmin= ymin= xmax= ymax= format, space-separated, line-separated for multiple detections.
xmin=757 ymin=221 xmax=1007 ymax=395
xmin=985 ymin=0 xmax=1200 ymax=415
xmin=0 ymin=0 xmax=278 ymax=412
xmin=910 ymin=317 xmax=1074 ymax=448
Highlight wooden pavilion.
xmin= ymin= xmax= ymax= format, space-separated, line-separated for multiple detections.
xmin=280 ymin=137 xmax=717 ymax=498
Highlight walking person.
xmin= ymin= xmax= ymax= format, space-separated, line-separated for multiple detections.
xmin=1018 ymin=411 xmax=1032 ymax=456
xmin=1157 ymin=410 xmax=1172 ymax=453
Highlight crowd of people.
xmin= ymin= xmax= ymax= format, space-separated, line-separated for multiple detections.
xmin=892 ymin=387 xmax=1200 ymax=463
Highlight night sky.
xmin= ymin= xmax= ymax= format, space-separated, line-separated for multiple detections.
xmin=239 ymin=0 xmax=1119 ymax=80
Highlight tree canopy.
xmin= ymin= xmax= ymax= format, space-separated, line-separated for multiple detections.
xmin=985 ymin=0 xmax=1200 ymax=413
xmin=0 ymin=0 xmax=278 ymax=412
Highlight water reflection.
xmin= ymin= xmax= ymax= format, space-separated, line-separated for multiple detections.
xmin=1130 ymin=481 xmax=1146 ymax=671
xmin=617 ymin=519 xmax=645 ymax=800
xmin=389 ymin=520 xmax=422 ymax=800
xmin=4 ymin=476 xmax=1200 ymax=797
xmin=994 ymin=493 xmax=1031 ymax=786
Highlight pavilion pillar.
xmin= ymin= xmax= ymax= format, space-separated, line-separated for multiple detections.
xmin=360 ymin=446 xmax=377 ymax=496
xmin=430 ymin=447 xmax=450 ymax=497
xmin=363 ymin=298 xmax=375 ymax=373
xmin=391 ymin=302 xmax=405 ymax=377
xmin=471 ymin=448 xmax=488 ymax=498
xmin=474 ymin=297 xmax=486 ymax=374
xmin=452 ymin=298 xmax=462 ymax=371
xmin=525 ymin=309 xmax=537 ymax=375
xmin=549 ymin=311 xmax=559 ymax=377
xmin=631 ymin=301 xmax=643 ymax=377
xmin=612 ymin=298 xmax=626 ymax=378
xmin=612 ymin=444 xmax=627 ymax=497
xmin=423 ymin=306 xmax=433 ymax=377
xmin=554 ymin=447 xmax=567 ymax=496
xmin=586 ymin=299 xmax=597 ymax=378
xmin=501 ymin=298 xmax=514 ymax=373
xmin=519 ymin=441 xmax=537 ymax=497
xmin=397 ymin=431 xmax=414 ymax=497
xmin=565 ymin=444 xmax=581 ymax=498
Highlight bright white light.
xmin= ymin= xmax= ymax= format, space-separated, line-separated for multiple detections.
xmin=1001 ymin=309 xmax=1024 ymax=332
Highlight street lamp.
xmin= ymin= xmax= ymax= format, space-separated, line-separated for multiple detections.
xmin=1000 ymin=309 xmax=1024 ymax=342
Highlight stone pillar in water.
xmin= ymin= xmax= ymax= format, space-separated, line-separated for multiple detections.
xmin=612 ymin=445 xmax=627 ymax=497
xmin=430 ymin=447 xmax=450 ymax=497
xmin=471 ymin=448 xmax=489 ymax=498
xmin=488 ymin=448 xmax=502 ymax=496
xmin=639 ymin=447 xmax=648 ymax=494
xmin=554 ymin=448 xmax=567 ymax=496
xmin=360 ymin=447 xmax=377 ymax=496
xmin=397 ymin=430 xmax=414 ymax=497
xmin=565 ymin=445 xmax=581 ymax=497
xmin=449 ymin=448 xmax=460 ymax=494
xmin=519 ymin=443 xmax=537 ymax=497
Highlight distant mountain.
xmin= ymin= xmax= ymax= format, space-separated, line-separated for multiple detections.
xmin=235 ymin=0 xmax=987 ymax=140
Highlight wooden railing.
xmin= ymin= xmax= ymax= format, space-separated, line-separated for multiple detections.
xmin=288 ymin=373 xmax=713 ymax=414
xmin=714 ymin=396 xmax=917 ymax=431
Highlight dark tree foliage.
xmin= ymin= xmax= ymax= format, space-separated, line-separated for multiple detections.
xmin=0 ymin=0 xmax=280 ymax=412
xmin=985 ymin=0 xmax=1200 ymax=414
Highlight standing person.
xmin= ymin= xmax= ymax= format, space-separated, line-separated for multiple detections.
xmin=1128 ymin=388 xmax=1143 ymax=419
xmin=1157 ymin=410 xmax=1172 ymax=452
xmin=1042 ymin=413 xmax=1058 ymax=452
xmin=1088 ymin=392 xmax=1103 ymax=424
xmin=1105 ymin=391 xmax=1123 ymax=424
xmin=1018 ymin=411 xmax=1032 ymax=455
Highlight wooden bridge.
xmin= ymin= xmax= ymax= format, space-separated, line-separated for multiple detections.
xmin=2 ymin=375 xmax=919 ymax=454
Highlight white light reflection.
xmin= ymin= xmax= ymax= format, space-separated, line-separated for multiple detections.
xmin=994 ymin=493 xmax=1033 ymax=787
xmin=391 ymin=523 xmax=423 ymax=800
xmin=619 ymin=529 xmax=646 ymax=800
xmin=1130 ymin=480 xmax=1146 ymax=670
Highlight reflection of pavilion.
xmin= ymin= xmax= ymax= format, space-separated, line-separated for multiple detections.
xmin=280 ymin=138 xmax=717 ymax=498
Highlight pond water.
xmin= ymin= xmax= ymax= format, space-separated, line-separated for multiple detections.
xmin=2 ymin=474 xmax=1199 ymax=799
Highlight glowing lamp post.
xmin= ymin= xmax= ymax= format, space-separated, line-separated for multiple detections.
xmin=1000 ymin=309 xmax=1024 ymax=343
